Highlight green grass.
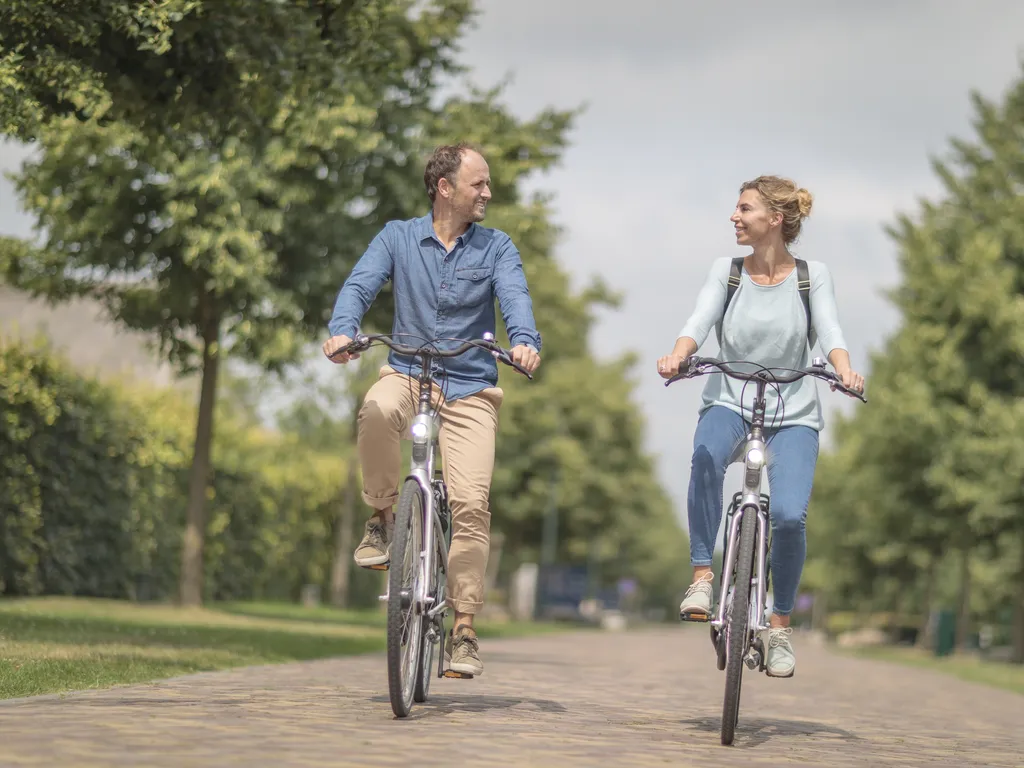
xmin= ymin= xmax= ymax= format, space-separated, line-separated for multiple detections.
xmin=851 ymin=646 xmax=1024 ymax=696
xmin=0 ymin=597 xmax=563 ymax=700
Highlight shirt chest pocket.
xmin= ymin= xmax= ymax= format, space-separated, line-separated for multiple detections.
xmin=455 ymin=266 xmax=492 ymax=306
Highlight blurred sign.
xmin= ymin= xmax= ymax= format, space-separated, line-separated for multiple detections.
xmin=535 ymin=565 xmax=588 ymax=620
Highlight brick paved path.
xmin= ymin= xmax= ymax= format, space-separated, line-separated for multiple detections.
xmin=1 ymin=626 xmax=1021 ymax=767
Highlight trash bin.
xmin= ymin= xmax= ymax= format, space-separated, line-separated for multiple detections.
xmin=934 ymin=609 xmax=956 ymax=657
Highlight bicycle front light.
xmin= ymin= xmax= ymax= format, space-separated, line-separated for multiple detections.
xmin=745 ymin=447 xmax=765 ymax=467
xmin=410 ymin=422 xmax=429 ymax=441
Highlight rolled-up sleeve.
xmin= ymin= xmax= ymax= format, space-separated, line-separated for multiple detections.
xmin=678 ymin=257 xmax=730 ymax=347
xmin=327 ymin=226 xmax=394 ymax=338
xmin=492 ymin=238 xmax=542 ymax=351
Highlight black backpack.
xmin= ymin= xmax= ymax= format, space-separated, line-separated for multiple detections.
xmin=720 ymin=256 xmax=814 ymax=348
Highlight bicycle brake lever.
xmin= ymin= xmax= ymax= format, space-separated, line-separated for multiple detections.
xmin=488 ymin=346 xmax=533 ymax=380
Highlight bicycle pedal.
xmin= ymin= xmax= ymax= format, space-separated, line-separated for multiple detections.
xmin=680 ymin=610 xmax=711 ymax=623
xmin=443 ymin=670 xmax=474 ymax=679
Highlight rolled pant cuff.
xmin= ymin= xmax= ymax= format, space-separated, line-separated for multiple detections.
xmin=446 ymin=597 xmax=482 ymax=614
xmin=362 ymin=490 xmax=398 ymax=510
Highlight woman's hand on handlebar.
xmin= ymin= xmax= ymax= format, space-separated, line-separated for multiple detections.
xmin=656 ymin=354 xmax=689 ymax=379
xmin=323 ymin=334 xmax=360 ymax=364
xmin=657 ymin=337 xmax=698 ymax=379
xmin=831 ymin=365 xmax=865 ymax=395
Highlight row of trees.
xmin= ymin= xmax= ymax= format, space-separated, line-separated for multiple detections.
xmin=0 ymin=1 xmax=688 ymax=611
xmin=805 ymin=63 xmax=1024 ymax=661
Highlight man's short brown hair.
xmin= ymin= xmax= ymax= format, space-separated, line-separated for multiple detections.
xmin=423 ymin=142 xmax=481 ymax=203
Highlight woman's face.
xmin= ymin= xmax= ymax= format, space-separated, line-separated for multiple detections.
xmin=730 ymin=189 xmax=779 ymax=246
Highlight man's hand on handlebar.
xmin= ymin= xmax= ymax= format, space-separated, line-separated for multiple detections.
xmin=656 ymin=353 xmax=690 ymax=379
xmin=510 ymin=345 xmax=541 ymax=374
xmin=323 ymin=334 xmax=360 ymax=364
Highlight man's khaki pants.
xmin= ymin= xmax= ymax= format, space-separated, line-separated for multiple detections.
xmin=358 ymin=365 xmax=503 ymax=615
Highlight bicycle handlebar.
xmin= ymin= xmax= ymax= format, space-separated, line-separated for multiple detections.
xmin=665 ymin=356 xmax=867 ymax=403
xmin=330 ymin=333 xmax=534 ymax=380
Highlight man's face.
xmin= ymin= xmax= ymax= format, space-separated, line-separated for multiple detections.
xmin=445 ymin=150 xmax=492 ymax=222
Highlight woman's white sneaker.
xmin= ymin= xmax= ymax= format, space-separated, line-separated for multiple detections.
xmin=765 ymin=627 xmax=796 ymax=678
xmin=678 ymin=572 xmax=715 ymax=619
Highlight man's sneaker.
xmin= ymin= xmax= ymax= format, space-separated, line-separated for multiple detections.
xmin=353 ymin=517 xmax=390 ymax=568
xmin=765 ymin=627 xmax=796 ymax=678
xmin=679 ymin=572 xmax=715 ymax=619
xmin=444 ymin=626 xmax=483 ymax=677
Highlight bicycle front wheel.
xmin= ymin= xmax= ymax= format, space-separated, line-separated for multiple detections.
xmin=414 ymin=534 xmax=443 ymax=703
xmin=721 ymin=504 xmax=757 ymax=746
xmin=387 ymin=479 xmax=425 ymax=718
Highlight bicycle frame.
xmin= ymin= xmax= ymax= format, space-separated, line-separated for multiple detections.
xmin=669 ymin=355 xmax=866 ymax=671
xmin=406 ymin=356 xmax=451 ymax=628
xmin=346 ymin=332 xmax=530 ymax=624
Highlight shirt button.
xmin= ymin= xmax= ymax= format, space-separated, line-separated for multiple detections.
xmin=472 ymin=272 xmax=480 ymax=279
xmin=441 ymin=282 xmax=448 ymax=289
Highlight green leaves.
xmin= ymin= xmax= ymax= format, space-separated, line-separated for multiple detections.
xmin=0 ymin=336 xmax=353 ymax=601
xmin=1 ymin=0 xmax=686 ymax=613
xmin=1 ymin=1 xmax=474 ymax=141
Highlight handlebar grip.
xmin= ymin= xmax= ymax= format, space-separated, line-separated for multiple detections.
xmin=509 ymin=359 xmax=533 ymax=380
xmin=825 ymin=373 xmax=867 ymax=403
xmin=492 ymin=348 xmax=533 ymax=380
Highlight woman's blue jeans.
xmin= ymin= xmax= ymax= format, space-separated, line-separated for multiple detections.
xmin=687 ymin=406 xmax=819 ymax=616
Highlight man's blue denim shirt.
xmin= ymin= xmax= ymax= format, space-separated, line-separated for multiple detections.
xmin=328 ymin=213 xmax=542 ymax=401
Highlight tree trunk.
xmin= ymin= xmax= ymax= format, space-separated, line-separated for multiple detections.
xmin=178 ymin=297 xmax=220 ymax=607
xmin=1013 ymin=537 xmax=1024 ymax=664
xmin=329 ymin=451 xmax=358 ymax=608
xmin=917 ymin=554 xmax=938 ymax=650
xmin=955 ymin=546 xmax=971 ymax=653
xmin=485 ymin=531 xmax=505 ymax=600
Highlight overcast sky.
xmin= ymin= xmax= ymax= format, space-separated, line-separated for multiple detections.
xmin=2 ymin=1 xmax=1024 ymax=527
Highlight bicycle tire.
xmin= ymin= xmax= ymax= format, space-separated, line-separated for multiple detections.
xmin=387 ymin=479 xmax=424 ymax=718
xmin=414 ymin=532 xmax=443 ymax=702
xmin=413 ymin=617 xmax=435 ymax=702
xmin=721 ymin=504 xmax=757 ymax=746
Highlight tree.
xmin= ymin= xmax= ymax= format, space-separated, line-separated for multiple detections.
xmin=2 ymin=2 xmax=688 ymax=612
xmin=275 ymin=346 xmax=387 ymax=609
xmin=0 ymin=0 xmax=471 ymax=142
xmin=808 ymin=61 xmax=1024 ymax=657
xmin=0 ymin=2 xmax=484 ymax=605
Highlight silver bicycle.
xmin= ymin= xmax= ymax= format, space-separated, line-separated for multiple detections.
xmin=666 ymin=356 xmax=865 ymax=746
xmin=332 ymin=332 xmax=531 ymax=718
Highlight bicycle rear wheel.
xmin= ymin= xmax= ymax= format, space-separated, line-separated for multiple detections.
xmin=387 ymin=479 xmax=424 ymax=718
xmin=721 ymin=504 xmax=757 ymax=746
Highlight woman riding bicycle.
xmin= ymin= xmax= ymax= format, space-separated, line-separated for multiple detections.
xmin=656 ymin=176 xmax=865 ymax=678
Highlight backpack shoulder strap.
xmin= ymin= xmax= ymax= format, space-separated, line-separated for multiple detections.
xmin=724 ymin=257 xmax=744 ymax=314
xmin=717 ymin=257 xmax=745 ymax=347
xmin=795 ymin=258 xmax=813 ymax=347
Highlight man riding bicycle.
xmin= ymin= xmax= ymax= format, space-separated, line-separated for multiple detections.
xmin=322 ymin=143 xmax=542 ymax=678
